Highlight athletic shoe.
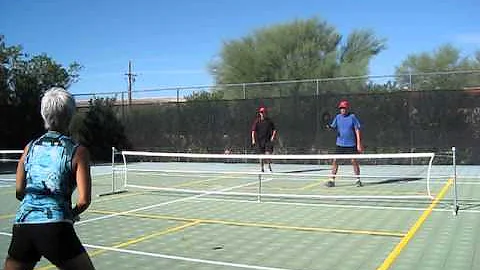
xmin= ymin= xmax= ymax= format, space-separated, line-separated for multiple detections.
xmin=355 ymin=179 xmax=363 ymax=187
xmin=325 ymin=181 xmax=335 ymax=187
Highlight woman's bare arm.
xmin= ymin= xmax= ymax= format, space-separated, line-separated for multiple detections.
xmin=15 ymin=145 xmax=29 ymax=201
xmin=72 ymin=146 xmax=92 ymax=217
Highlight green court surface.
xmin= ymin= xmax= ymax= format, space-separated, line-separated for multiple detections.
xmin=1 ymin=163 xmax=479 ymax=270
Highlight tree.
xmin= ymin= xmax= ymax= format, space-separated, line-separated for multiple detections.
xmin=73 ymin=97 xmax=130 ymax=162
xmin=0 ymin=37 xmax=21 ymax=105
xmin=185 ymin=89 xmax=224 ymax=101
xmin=209 ymin=18 xmax=386 ymax=99
xmin=0 ymin=35 xmax=81 ymax=148
xmin=395 ymin=44 xmax=480 ymax=90
xmin=366 ymin=80 xmax=401 ymax=92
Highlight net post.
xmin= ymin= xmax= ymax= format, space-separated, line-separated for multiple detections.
xmin=123 ymin=151 xmax=128 ymax=190
xmin=452 ymin=146 xmax=459 ymax=216
xmin=426 ymin=153 xmax=435 ymax=198
xmin=98 ymin=147 xmax=128 ymax=197
xmin=111 ymin=146 xmax=115 ymax=193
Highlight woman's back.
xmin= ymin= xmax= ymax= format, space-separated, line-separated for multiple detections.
xmin=16 ymin=131 xmax=78 ymax=224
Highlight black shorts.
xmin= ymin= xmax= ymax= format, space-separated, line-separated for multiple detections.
xmin=335 ymin=146 xmax=358 ymax=154
xmin=8 ymin=222 xmax=86 ymax=265
xmin=257 ymin=141 xmax=274 ymax=154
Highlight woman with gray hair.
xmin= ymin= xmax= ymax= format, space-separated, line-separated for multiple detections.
xmin=4 ymin=87 xmax=95 ymax=269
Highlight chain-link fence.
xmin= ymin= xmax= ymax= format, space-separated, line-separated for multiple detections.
xmin=73 ymin=70 xmax=480 ymax=102
xmin=73 ymin=71 xmax=480 ymax=164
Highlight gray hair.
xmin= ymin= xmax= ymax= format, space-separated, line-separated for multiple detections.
xmin=41 ymin=87 xmax=76 ymax=131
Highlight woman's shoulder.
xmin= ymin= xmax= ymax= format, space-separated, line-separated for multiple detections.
xmin=72 ymin=145 xmax=91 ymax=165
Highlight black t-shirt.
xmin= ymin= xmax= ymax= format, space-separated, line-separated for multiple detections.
xmin=252 ymin=117 xmax=276 ymax=143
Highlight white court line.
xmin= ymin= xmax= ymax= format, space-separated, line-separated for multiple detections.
xmin=92 ymin=172 xmax=113 ymax=176
xmin=456 ymin=181 xmax=480 ymax=185
xmin=0 ymin=182 xmax=14 ymax=188
xmin=192 ymin=197 xmax=480 ymax=214
xmin=84 ymin=244 xmax=292 ymax=270
xmin=0 ymin=232 xmax=291 ymax=270
xmin=78 ymin=176 xmax=270 ymax=225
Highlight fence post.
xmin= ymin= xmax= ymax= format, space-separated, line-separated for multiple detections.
xmin=408 ymin=68 xmax=413 ymax=91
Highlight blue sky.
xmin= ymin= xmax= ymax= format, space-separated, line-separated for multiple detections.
xmin=1 ymin=0 xmax=479 ymax=97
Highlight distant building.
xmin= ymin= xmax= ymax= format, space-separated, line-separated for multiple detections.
xmin=76 ymin=96 xmax=185 ymax=108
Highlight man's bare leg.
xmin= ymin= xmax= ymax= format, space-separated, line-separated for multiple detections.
xmin=326 ymin=159 xmax=338 ymax=187
xmin=352 ymin=159 xmax=362 ymax=187
xmin=265 ymin=151 xmax=272 ymax=172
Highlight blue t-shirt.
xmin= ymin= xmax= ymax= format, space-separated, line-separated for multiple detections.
xmin=15 ymin=131 xmax=78 ymax=224
xmin=330 ymin=113 xmax=361 ymax=147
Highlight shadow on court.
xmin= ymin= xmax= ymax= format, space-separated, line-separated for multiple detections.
xmin=331 ymin=177 xmax=423 ymax=188
xmin=366 ymin=177 xmax=423 ymax=186
xmin=282 ymin=168 xmax=329 ymax=173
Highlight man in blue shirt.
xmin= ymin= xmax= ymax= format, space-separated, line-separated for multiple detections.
xmin=326 ymin=100 xmax=363 ymax=187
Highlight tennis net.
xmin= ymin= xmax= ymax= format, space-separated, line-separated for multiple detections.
xmin=104 ymin=150 xmax=455 ymax=201
xmin=0 ymin=150 xmax=22 ymax=186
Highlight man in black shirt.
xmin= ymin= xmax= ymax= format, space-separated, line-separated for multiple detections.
xmin=251 ymin=107 xmax=277 ymax=172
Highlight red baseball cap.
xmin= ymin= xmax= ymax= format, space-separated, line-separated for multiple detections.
xmin=337 ymin=100 xmax=350 ymax=109
xmin=258 ymin=107 xmax=266 ymax=113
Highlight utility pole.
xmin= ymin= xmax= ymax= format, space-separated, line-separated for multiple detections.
xmin=125 ymin=60 xmax=137 ymax=105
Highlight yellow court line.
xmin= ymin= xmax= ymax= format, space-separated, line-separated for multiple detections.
xmin=174 ymin=178 xmax=217 ymax=188
xmin=36 ymin=220 xmax=201 ymax=270
xmin=89 ymin=209 xmax=405 ymax=238
xmin=299 ymin=180 xmax=324 ymax=190
xmin=172 ymin=174 xmax=239 ymax=188
xmin=173 ymin=178 xmax=221 ymax=188
xmin=91 ymin=220 xmax=201 ymax=255
xmin=262 ymin=180 xmax=434 ymax=194
xmin=377 ymin=178 xmax=452 ymax=270
xmin=269 ymin=185 xmax=435 ymax=196
xmin=201 ymin=219 xmax=405 ymax=237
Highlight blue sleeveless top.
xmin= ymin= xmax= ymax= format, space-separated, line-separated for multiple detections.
xmin=15 ymin=131 xmax=79 ymax=224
